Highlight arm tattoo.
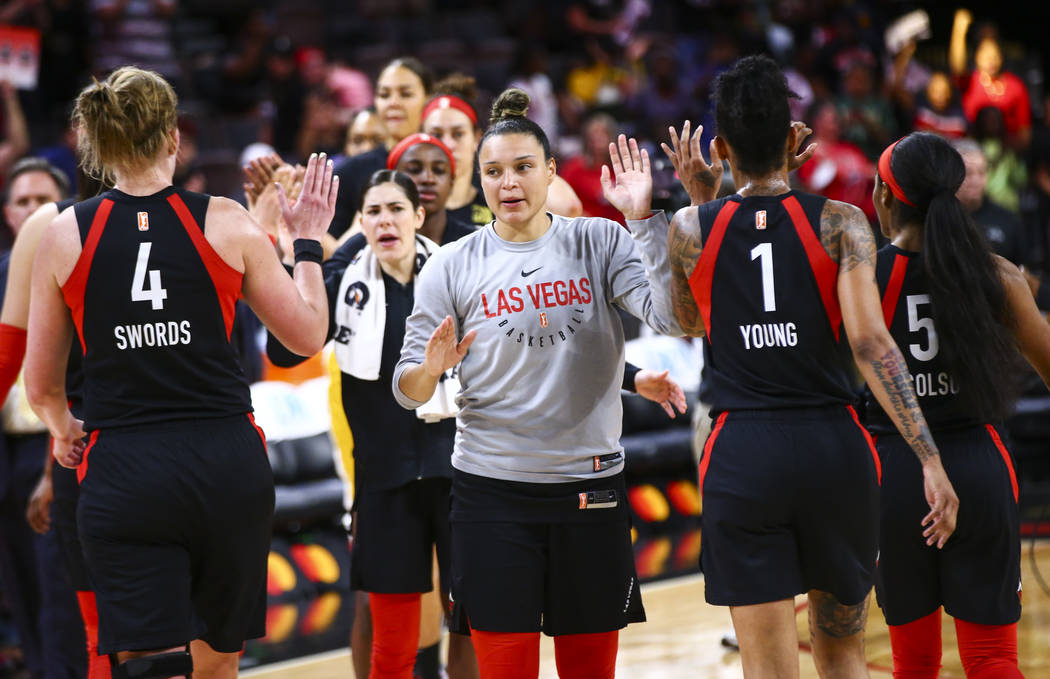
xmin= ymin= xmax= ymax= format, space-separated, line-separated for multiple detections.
xmin=820 ymin=200 xmax=875 ymax=273
xmin=668 ymin=208 xmax=706 ymax=337
xmin=808 ymin=591 xmax=869 ymax=640
xmin=870 ymin=346 xmax=939 ymax=463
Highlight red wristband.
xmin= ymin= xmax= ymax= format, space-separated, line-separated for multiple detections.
xmin=0 ymin=323 xmax=28 ymax=403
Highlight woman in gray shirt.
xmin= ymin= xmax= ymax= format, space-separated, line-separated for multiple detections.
xmin=394 ymin=88 xmax=680 ymax=679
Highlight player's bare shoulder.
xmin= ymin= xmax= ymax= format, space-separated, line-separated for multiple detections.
xmin=202 ymin=195 xmax=266 ymax=272
xmin=820 ymin=198 xmax=874 ymax=273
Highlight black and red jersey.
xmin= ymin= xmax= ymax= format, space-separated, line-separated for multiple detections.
xmin=62 ymin=187 xmax=251 ymax=430
xmin=690 ymin=191 xmax=857 ymax=412
xmin=865 ymin=245 xmax=979 ymax=434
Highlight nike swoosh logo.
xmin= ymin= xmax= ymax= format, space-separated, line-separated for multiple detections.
xmin=521 ymin=266 xmax=543 ymax=277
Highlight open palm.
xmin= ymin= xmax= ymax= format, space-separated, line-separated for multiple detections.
xmin=601 ymin=134 xmax=653 ymax=221
xmin=424 ymin=316 xmax=476 ymax=378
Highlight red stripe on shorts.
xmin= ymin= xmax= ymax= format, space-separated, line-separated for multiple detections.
xmin=247 ymin=412 xmax=267 ymax=452
xmin=76 ymin=430 xmax=100 ymax=484
xmin=698 ymin=412 xmax=728 ymax=496
xmin=847 ymin=405 xmax=881 ymax=485
xmin=986 ymin=424 xmax=1018 ymax=503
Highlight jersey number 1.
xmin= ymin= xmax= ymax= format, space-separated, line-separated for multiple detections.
xmin=131 ymin=242 xmax=168 ymax=310
xmin=750 ymin=242 xmax=776 ymax=312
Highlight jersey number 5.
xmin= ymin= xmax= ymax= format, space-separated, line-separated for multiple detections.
xmin=131 ymin=242 xmax=168 ymax=310
xmin=906 ymin=294 xmax=938 ymax=361
xmin=750 ymin=242 xmax=776 ymax=312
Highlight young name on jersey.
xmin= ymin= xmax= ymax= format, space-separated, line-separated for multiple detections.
xmin=739 ymin=322 xmax=799 ymax=350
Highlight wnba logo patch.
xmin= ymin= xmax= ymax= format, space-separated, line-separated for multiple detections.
xmin=755 ymin=210 xmax=767 ymax=230
xmin=137 ymin=212 xmax=149 ymax=231
xmin=539 ymin=311 xmax=548 ymax=328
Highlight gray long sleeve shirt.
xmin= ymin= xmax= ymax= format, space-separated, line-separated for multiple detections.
xmin=393 ymin=212 xmax=682 ymax=483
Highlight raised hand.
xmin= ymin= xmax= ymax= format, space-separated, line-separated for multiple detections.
xmin=277 ymin=152 xmax=338 ymax=242
xmin=601 ymin=134 xmax=653 ymax=221
xmin=243 ymin=152 xmax=284 ymax=209
xmin=423 ymin=316 xmax=476 ymax=379
xmin=660 ymin=121 xmax=723 ymax=206
xmin=787 ymin=120 xmax=817 ymax=172
xmin=634 ymin=369 xmax=688 ymax=418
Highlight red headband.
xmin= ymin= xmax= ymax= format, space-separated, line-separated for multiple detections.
xmin=386 ymin=133 xmax=456 ymax=176
xmin=422 ymin=95 xmax=478 ymax=127
xmin=877 ymin=139 xmax=917 ymax=208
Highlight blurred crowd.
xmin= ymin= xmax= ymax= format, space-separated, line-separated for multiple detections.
xmin=0 ymin=1 xmax=1048 ymax=278
xmin=2 ymin=0 xmax=1050 ymax=674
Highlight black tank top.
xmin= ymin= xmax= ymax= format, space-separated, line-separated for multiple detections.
xmin=692 ymin=191 xmax=856 ymax=412
xmin=62 ymin=187 xmax=252 ymax=430
xmin=865 ymin=244 xmax=979 ymax=434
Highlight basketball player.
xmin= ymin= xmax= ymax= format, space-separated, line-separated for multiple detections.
xmin=394 ymin=88 xmax=681 ymax=679
xmin=24 ymin=66 xmax=337 ymax=679
xmin=869 ymin=131 xmax=1050 ymax=679
xmin=655 ymin=55 xmax=958 ymax=679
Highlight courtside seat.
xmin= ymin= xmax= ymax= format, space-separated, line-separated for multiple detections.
xmin=250 ymin=379 xmax=344 ymax=528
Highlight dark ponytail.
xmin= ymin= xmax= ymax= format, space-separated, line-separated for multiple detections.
xmin=889 ymin=132 xmax=1020 ymax=420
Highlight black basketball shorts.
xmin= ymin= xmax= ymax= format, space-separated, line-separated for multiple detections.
xmin=447 ymin=469 xmax=645 ymax=636
xmin=874 ymin=425 xmax=1021 ymax=626
xmin=76 ymin=414 xmax=274 ymax=654
xmin=350 ymin=476 xmax=452 ymax=594
xmin=699 ymin=406 xmax=880 ymax=607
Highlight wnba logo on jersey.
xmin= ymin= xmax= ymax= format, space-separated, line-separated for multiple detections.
xmin=755 ymin=210 xmax=767 ymax=230
xmin=137 ymin=212 xmax=149 ymax=231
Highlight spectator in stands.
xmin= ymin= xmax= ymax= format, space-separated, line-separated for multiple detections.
xmin=837 ymin=60 xmax=897 ymax=160
xmin=560 ymin=112 xmax=625 ymax=224
xmin=974 ymin=105 xmax=1028 ymax=214
xmin=507 ymin=46 xmax=562 ymax=149
xmin=265 ymin=35 xmax=308 ymax=159
xmin=344 ymin=107 xmax=387 ymax=159
xmin=954 ymin=138 xmax=1027 ymax=265
xmin=329 ymin=57 xmax=433 ymax=240
xmin=795 ymin=100 xmax=876 ymax=221
xmin=91 ymin=0 xmax=180 ymax=86
xmin=0 ymin=81 xmax=30 ymax=197
xmin=629 ymin=46 xmax=692 ymax=148
xmin=912 ymin=72 xmax=968 ymax=139
xmin=951 ymin=10 xmax=1032 ymax=149
xmin=3 ymin=157 xmax=68 ymax=239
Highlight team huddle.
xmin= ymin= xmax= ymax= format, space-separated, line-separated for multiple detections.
xmin=1 ymin=51 xmax=1048 ymax=679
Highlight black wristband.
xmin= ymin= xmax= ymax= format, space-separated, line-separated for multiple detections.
xmin=293 ymin=239 xmax=323 ymax=265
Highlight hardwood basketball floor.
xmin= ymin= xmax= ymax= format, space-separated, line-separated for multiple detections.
xmin=244 ymin=540 xmax=1050 ymax=678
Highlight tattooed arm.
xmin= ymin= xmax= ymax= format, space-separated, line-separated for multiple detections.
xmin=827 ymin=199 xmax=959 ymax=548
xmin=668 ymin=206 xmax=706 ymax=336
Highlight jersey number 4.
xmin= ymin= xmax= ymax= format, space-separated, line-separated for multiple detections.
xmin=131 ymin=242 xmax=168 ymax=310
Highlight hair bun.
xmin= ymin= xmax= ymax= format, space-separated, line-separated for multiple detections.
xmin=490 ymin=88 xmax=530 ymax=125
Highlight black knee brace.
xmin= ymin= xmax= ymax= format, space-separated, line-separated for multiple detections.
xmin=110 ymin=649 xmax=193 ymax=679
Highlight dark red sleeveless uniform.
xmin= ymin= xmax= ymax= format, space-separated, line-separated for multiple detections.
xmin=868 ymin=244 xmax=1021 ymax=626
xmin=691 ymin=192 xmax=880 ymax=608
xmin=62 ymin=187 xmax=272 ymax=655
